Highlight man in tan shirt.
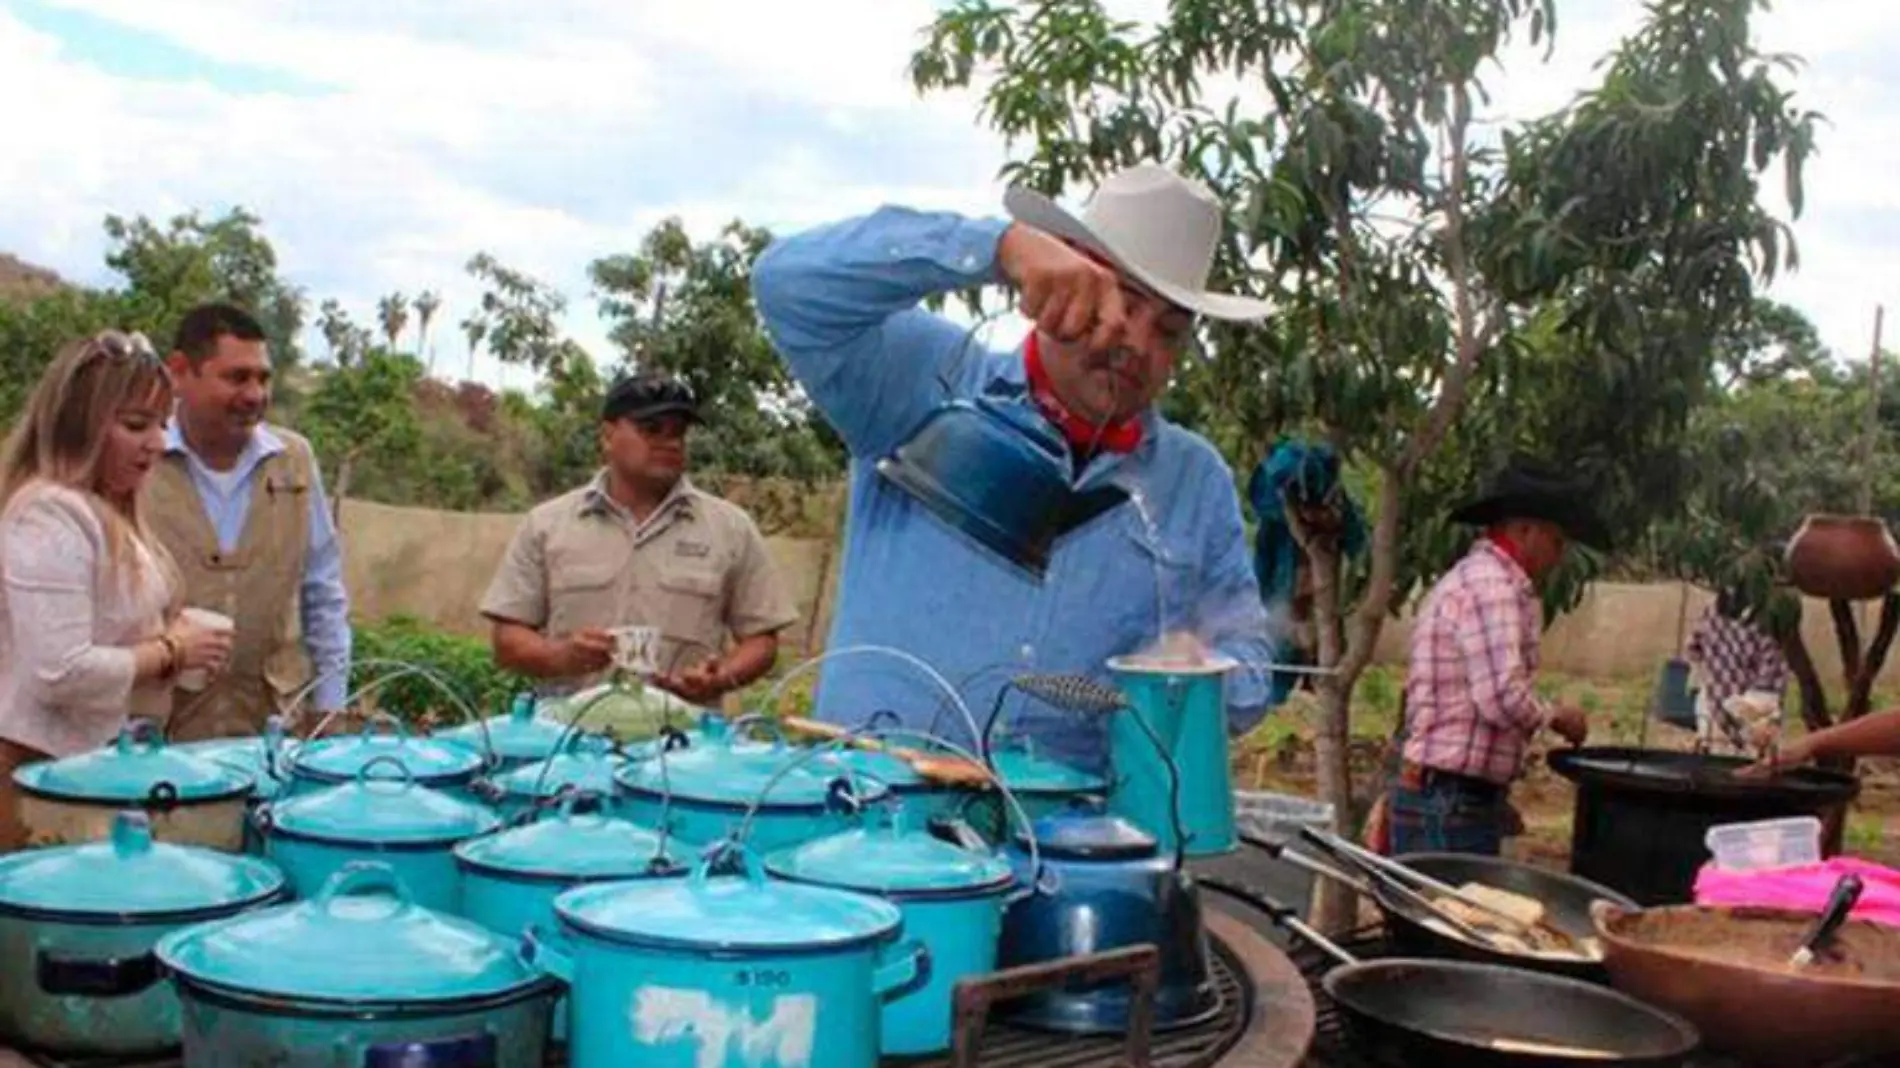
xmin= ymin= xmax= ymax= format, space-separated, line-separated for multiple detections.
xmin=481 ymin=374 xmax=798 ymax=703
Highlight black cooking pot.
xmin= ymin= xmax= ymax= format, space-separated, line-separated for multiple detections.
xmin=1548 ymin=748 xmax=1860 ymax=906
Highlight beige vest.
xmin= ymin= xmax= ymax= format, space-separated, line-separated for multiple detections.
xmin=143 ymin=427 xmax=316 ymax=741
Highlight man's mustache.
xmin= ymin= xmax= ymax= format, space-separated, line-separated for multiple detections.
xmin=1083 ymin=346 xmax=1141 ymax=373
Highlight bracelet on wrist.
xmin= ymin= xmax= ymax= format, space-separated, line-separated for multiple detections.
xmin=156 ymin=634 xmax=181 ymax=679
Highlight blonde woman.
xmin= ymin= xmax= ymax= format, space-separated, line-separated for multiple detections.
xmin=0 ymin=330 xmax=234 ymax=848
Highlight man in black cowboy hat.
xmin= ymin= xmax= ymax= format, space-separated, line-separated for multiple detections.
xmin=1385 ymin=459 xmax=1607 ymax=856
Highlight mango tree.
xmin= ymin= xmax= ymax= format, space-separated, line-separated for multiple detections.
xmin=912 ymin=0 xmax=1815 ymax=915
xmin=590 ymin=219 xmax=847 ymax=481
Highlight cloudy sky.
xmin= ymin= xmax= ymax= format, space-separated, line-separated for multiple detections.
xmin=1 ymin=0 xmax=1893 ymax=388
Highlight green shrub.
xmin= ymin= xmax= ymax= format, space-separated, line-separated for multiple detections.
xmin=349 ymin=615 xmax=529 ymax=726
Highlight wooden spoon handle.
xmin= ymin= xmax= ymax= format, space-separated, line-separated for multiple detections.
xmin=778 ymin=715 xmax=992 ymax=787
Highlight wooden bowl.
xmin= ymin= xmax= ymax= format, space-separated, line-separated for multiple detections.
xmin=1591 ymin=901 xmax=1900 ymax=1067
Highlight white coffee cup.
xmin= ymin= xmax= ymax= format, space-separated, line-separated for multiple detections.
xmin=175 ymin=607 xmax=235 ymax=693
xmin=609 ymin=625 xmax=660 ymax=675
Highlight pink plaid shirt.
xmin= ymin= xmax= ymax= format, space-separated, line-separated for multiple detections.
xmin=1401 ymin=539 xmax=1552 ymax=784
xmin=1684 ymin=605 xmax=1788 ymax=708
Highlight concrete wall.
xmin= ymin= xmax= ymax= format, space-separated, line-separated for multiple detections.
xmin=338 ymin=498 xmax=839 ymax=658
xmin=339 ymin=497 xmax=1900 ymax=684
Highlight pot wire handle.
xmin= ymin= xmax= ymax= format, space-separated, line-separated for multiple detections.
xmin=729 ymin=713 xmax=789 ymax=749
xmin=355 ymin=755 xmax=415 ymax=790
xmin=316 ymin=861 xmax=414 ymax=913
xmin=526 ymin=727 xmax=617 ymax=803
xmin=285 ymin=658 xmax=491 ymax=766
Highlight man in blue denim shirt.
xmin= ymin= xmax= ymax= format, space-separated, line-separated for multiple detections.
xmin=753 ymin=164 xmax=1277 ymax=772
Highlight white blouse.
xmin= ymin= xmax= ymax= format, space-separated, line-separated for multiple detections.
xmin=0 ymin=481 xmax=174 ymax=756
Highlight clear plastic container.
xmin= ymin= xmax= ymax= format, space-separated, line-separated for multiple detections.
xmin=1231 ymin=791 xmax=1336 ymax=921
xmin=1704 ymin=816 xmax=1823 ymax=872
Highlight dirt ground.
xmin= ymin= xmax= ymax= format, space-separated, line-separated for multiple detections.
xmin=1232 ymin=667 xmax=1900 ymax=869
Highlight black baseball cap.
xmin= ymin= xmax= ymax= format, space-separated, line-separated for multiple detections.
xmin=602 ymin=373 xmax=702 ymax=424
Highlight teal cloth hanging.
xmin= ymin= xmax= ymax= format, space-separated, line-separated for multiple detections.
xmin=1247 ymin=437 xmax=1367 ymax=706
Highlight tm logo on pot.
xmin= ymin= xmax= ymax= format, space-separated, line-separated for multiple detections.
xmin=634 ymin=987 xmax=817 ymax=1068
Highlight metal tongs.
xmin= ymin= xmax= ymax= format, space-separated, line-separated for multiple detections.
xmin=1789 ymin=873 xmax=1864 ymax=968
xmin=1295 ymin=827 xmax=1545 ymax=945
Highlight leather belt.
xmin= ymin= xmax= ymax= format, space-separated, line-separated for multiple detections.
xmin=1398 ymin=761 xmax=1505 ymax=801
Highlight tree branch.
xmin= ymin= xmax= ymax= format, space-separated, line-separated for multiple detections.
xmin=1404 ymin=83 xmax=1483 ymax=475
xmin=1828 ymin=599 xmax=1863 ymax=683
xmin=1781 ymin=629 xmax=1832 ymax=733
xmin=1342 ymin=470 xmax=1406 ymax=684
xmin=1847 ymin=593 xmax=1900 ymax=720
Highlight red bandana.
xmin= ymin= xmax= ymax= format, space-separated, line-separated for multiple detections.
xmin=1486 ymin=529 xmax=1532 ymax=575
xmin=1023 ymin=332 xmax=1144 ymax=455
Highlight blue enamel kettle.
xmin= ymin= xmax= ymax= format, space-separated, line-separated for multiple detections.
xmin=994 ymin=810 xmax=1219 ymax=1033
xmin=876 ymin=396 xmax=1129 ymax=578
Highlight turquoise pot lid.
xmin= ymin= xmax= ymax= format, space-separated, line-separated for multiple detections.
xmin=157 ymin=862 xmax=545 ymax=1003
xmin=290 ymin=719 xmax=485 ymax=783
xmin=765 ymin=806 xmax=1013 ymax=898
xmin=814 ymin=747 xmax=926 ymax=790
xmin=0 ymin=811 xmax=284 ymax=919
xmin=455 ymin=794 xmax=677 ymax=879
xmin=436 ymin=695 xmax=570 ymax=762
xmin=987 ymin=737 xmax=1106 ymax=795
xmin=614 ymin=734 xmax=891 ymax=810
xmin=267 ymin=758 xmax=499 ymax=845
xmin=557 ymin=844 xmax=900 ymax=953
xmin=15 ymin=720 xmax=252 ymax=804
xmin=493 ymin=734 xmax=623 ymax=799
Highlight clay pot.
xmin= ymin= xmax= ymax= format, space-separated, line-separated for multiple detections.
xmin=1784 ymin=514 xmax=1900 ymax=601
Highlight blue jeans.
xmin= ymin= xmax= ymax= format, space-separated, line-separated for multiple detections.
xmin=1388 ymin=775 xmax=1506 ymax=856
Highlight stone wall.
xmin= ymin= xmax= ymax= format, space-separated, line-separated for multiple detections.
xmin=339 ymin=496 xmax=1900 ymax=684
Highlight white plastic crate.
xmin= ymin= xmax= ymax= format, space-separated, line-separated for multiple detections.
xmin=1704 ymin=816 xmax=1823 ymax=872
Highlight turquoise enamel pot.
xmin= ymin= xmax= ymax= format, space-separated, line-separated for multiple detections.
xmin=536 ymin=842 xmax=927 ymax=1068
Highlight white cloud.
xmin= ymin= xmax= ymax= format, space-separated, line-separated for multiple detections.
xmin=0 ymin=0 xmax=1893 ymax=395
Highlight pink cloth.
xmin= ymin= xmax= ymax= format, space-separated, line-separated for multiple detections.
xmin=1402 ymin=540 xmax=1551 ymax=785
xmin=1694 ymin=857 xmax=1900 ymax=928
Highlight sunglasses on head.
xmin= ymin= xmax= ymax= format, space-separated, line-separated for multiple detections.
xmin=87 ymin=330 xmax=163 ymax=365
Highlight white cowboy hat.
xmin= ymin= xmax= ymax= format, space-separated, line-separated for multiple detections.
xmin=1003 ymin=163 xmax=1272 ymax=322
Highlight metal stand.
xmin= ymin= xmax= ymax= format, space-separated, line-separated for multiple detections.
xmin=950 ymin=944 xmax=1160 ymax=1068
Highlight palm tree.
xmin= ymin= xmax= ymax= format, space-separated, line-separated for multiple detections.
xmin=317 ymin=299 xmax=356 ymax=365
xmin=413 ymin=290 xmax=442 ymax=375
xmin=461 ymin=314 xmax=488 ymax=384
xmin=377 ymin=292 xmax=409 ymax=352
